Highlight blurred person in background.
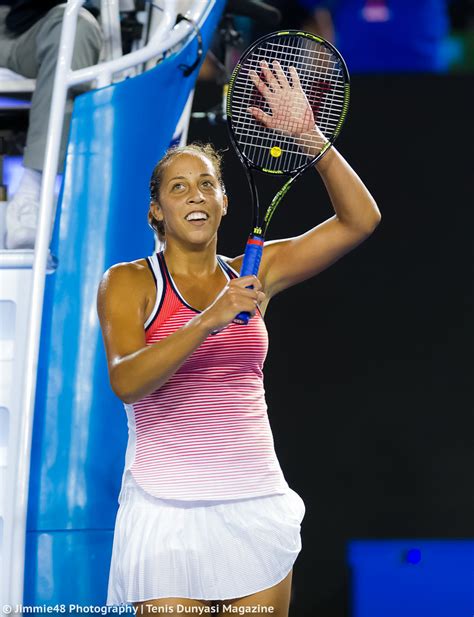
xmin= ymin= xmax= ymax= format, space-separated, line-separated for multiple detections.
xmin=0 ymin=0 xmax=102 ymax=249
xmin=447 ymin=0 xmax=474 ymax=71
xmin=296 ymin=0 xmax=451 ymax=73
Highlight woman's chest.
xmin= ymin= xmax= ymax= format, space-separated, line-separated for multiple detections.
xmin=147 ymin=303 xmax=269 ymax=372
xmin=171 ymin=274 xmax=225 ymax=312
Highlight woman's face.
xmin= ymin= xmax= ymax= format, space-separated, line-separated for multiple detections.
xmin=151 ymin=152 xmax=227 ymax=247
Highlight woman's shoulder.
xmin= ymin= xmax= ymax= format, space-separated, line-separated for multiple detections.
xmin=99 ymin=257 xmax=154 ymax=299
xmin=102 ymin=257 xmax=149 ymax=280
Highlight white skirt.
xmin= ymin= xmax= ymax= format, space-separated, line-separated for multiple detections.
xmin=107 ymin=473 xmax=305 ymax=605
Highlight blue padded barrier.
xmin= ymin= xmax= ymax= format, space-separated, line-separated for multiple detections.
xmin=25 ymin=1 xmax=225 ymax=605
xmin=348 ymin=540 xmax=474 ymax=617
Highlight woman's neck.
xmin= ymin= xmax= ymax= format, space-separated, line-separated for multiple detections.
xmin=163 ymin=240 xmax=219 ymax=277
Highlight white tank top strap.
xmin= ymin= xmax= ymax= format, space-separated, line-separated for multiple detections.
xmin=144 ymin=252 xmax=166 ymax=330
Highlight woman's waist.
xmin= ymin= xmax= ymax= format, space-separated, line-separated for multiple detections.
xmin=119 ymin=470 xmax=300 ymax=512
xmin=131 ymin=401 xmax=272 ymax=439
xmin=126 ymin=451 xmax=288 ymax=501
xmin=133 ymin=422 xmax=277 ymax=454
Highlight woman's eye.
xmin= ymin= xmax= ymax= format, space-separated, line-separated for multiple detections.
xmin=202 ymin=180 xmax=214 ymax=188
xmin=172 ymin=183 xmax=185 ymax=191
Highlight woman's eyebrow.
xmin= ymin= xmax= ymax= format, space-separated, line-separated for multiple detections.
xmin=168 ymin=173 xmax=214 ymax=182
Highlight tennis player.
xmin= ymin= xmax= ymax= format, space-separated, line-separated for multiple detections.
xmin=98 ymin=67 xmax=381 ymax=615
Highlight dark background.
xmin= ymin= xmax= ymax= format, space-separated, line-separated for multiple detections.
xmin=189 ymin=74 xmax=474 ymax=616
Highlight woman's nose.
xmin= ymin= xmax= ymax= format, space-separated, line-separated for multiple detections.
xmin=187 ymin=186 xmax=205 ymax=203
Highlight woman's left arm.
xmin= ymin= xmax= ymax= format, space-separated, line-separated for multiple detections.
xmin=258 ymin=145 xmax=381 ymax=298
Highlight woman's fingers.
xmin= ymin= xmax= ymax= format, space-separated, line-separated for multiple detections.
xmin=272 ymin=60 xmax=289 ymax=88
xmin=248 ymin=106 xmax=273 ymax=127
xmin=249 ymin=69 xmax=272 ymax=100
xmin=289 ymin=65 xmax=302 ymax=90
xmin=260 ymin=60 xmax=279 ymax=90
xmin=250 ymin=63 xmax=303 ymax=98
xmin=232 ymin=275 xmax=263 ymax=291
xmin=203 ymin=276 xmax=266 ymax=331
xmin=229 ymin=278 xmax=266 ymax=304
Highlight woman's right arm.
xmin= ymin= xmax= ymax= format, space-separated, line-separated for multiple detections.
xmin=97 ymin=263 xmax=264 ymax=404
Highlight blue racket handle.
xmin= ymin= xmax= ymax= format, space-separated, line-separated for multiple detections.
xmin=234 ymin=234 xmax=264 ymax=325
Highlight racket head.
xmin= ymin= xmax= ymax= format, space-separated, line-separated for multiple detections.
xmin=226 ymin=30 xmax=350 ymax=176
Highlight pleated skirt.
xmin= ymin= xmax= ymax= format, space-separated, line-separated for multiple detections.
xmin=107 ymin=473 xmax=305 ymax=605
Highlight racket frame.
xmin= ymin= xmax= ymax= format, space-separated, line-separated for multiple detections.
xmin=226 ymin=30 xmax=350 ymax=323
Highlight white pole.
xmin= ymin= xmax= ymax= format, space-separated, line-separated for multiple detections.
xmin=101 ymin=0 xmax=123 ymax=61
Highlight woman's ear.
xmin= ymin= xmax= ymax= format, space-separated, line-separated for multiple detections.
xmin=151 ymin=200 xmax=164 ymax=221
xmin=222 ymin=194 xmax=228 ymax=216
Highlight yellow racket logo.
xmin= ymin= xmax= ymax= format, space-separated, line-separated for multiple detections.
xmin=270 ymin=146 xmax=282 ymax=158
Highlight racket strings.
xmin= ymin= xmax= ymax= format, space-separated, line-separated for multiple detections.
xmin=230 ymin=34 xmax=347 ymax=173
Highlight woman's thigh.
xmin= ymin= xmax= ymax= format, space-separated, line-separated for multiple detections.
xmin=217 ymin=569 xmax=293 ymax=617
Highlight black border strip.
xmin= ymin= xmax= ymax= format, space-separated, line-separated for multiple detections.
xmin=144 ymin=253 xmax=167 ymax=331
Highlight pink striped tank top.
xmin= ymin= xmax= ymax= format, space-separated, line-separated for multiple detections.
xmin=122 ymin=251 xmax=289 ymax=501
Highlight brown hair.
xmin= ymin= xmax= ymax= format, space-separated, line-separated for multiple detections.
xmin=148 ymin=143 xmax=225 ymax=241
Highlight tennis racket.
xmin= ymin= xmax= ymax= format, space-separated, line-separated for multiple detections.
xmin=226 ymin=30 xmax=350 ymax=324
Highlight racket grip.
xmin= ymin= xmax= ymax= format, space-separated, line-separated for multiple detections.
xmin=235 ymin=234 xmax=264 ymax=325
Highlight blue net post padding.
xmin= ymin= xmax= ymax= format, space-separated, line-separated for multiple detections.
xmin=348 ymin=540 xmax=474 ymax=617
xmin=25 ymin=2 xmax=225 ymax=605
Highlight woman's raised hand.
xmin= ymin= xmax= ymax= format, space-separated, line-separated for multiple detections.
xmin=248 ymin=60 xmax=327 ymax=157
xmin=201 ymin=276 xmax=266 ymax=333
xmin=248 ymin=60 xmax=315 ymax=137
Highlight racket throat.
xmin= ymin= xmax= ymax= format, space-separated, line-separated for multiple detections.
xmin=245 ymin=167 xmax=261 ymax=231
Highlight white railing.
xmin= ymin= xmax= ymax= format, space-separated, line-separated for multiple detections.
xmin=100 ymin=0 xmax=123 ymax=62
xmin=7 ymin=0 xmax=215 ymax=608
